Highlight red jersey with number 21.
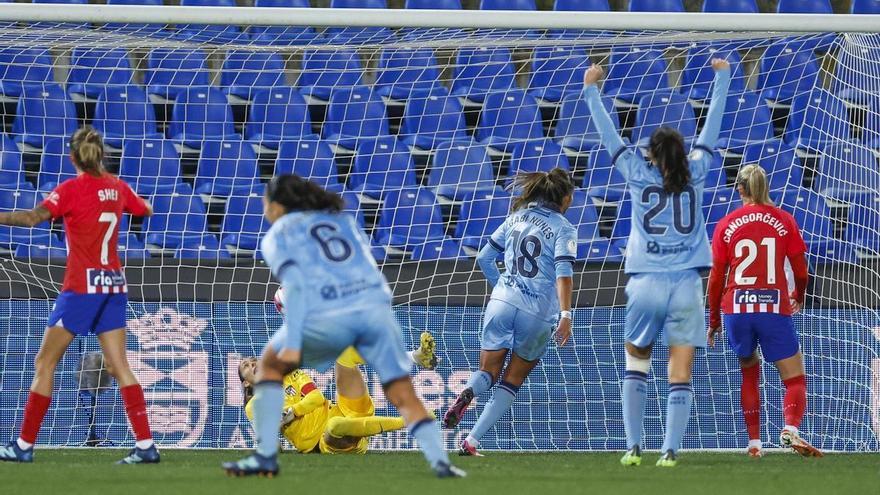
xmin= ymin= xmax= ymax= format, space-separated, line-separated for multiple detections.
xmin=42 ymin=173 xmax=148 ymax=294
xmin=711 ymin=204 xmax=807 ymax=316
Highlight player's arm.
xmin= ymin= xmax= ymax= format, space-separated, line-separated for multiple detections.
xmin=262 ymin=230 xmax=307 ymax=363
xmin=706 ymin=223 xmax=729 ymax=346
xmin=553 ymin=226 xmax=577 ymax=347
xmin=477 ymin=221 xmax=508 ymax=287
xmin=582 ymin=64 xmax=639 ymax=180
xmin=695 ymin=59 xmax=732 ymax=150
xmin=286 ymin=374 xmax=326 ymax=420
xmin=0 ymin=205 xmax=52 ymax=227
xmin=785 ymin=215 xmax=810 ymax=313
xmin=122 ymin=182 xmax=153 ymax=217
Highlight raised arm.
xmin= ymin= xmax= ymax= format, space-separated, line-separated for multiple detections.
xmin=582 ymin=64 xmax=627 ymax=158
xmin=695 ymin=59 xmax=732 ymax=150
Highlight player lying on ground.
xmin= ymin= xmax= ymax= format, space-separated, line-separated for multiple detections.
xmin=0 ymin=127 xmax=158 ymax=465
xmin=238 ymin=336 xmax=436 ymax=455
xmin=443 ymin=169 xmax=575 ymax=456
xmin=222 ymin=175 xmax=464 ymax=478
xmin=584 ymin=59 xmax=730 ymax=467
xmin=706 ymin=164 xmax=821 ymax=458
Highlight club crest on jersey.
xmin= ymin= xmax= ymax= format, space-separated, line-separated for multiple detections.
xmin=86 ymin=269 xmax=126 ymax=294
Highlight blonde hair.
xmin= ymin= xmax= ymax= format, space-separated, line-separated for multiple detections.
xmin=70 ymin=126 xmax=105 ymax=177
xmin=736 ymin=164 xmax=773 ymax=206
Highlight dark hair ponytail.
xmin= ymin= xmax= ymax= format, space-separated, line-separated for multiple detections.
xmin=649 ymin=127 xmax=690 ymax=194
xmin=266 ymin=174 xmax=344 ymax=213
xmin=509 ymin=168 xmax=574 ymax=212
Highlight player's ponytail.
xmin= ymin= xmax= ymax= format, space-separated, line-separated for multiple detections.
xmin=649 ymin=127 xmax=690 ymax=195
xmin=70 ymin=126 xmax=105 ymax=177
xmin=736 ymin=164 xmax=774 ymax=206
xmin=509 ymin=167 xmax=574 ymax=212
xmin=266 ymin=174 xmax=344 ymax=213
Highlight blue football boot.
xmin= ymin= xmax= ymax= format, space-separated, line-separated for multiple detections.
xmin=222 ymin=452 xmax=279 ymax=478
xmin=117 ymin=444 xmax=161 ymax=465
xmin=0 ymin=441 xmax=34 ymax=463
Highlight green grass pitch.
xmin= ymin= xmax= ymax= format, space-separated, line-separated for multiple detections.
xmin=2 ymin=450 xmax=878 ymax=495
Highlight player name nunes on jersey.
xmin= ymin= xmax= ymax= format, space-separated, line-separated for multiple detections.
xmin=87 ymin=268 xmax=127 ymax=294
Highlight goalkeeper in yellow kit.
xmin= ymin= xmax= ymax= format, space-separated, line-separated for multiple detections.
xmin=238 ymin=333 xmax=438 ymax=454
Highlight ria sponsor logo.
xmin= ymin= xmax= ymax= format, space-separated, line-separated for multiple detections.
xmin=734 ymin=289 xmax=780 ymax=305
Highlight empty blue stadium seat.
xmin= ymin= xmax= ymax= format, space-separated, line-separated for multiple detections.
xmin=852 ymin=0 xmax=880 ymax=13
xmin=528 ymin=46 xmax=590 ymax=103
xmin=554 ymin=92 xmax=618 ymax=153
xmin=341 ymin=189 xmax=367 ymax=228
xmin=38 ymin=137 xmax=77 ymax=191
xmin=862 ymin=100 xmax=880 ymax=150
xmin=741 ymin=140 xmax=804 ymax=194
xmin=604 ymin=50 xmax=669 ymax=105
xmin=175 ymin=234 xmax=230 ymax=259
xmin=564 ymin=189 xmax=601 ymax=240
xmin=374 ymin=48 xmax=440 ymax=100
xmin=777 ymin=0 xmax=832 ymax=13
xmin=297 ymin=49 xmax=363 ymax=101
xmin=509 ymin=139 xmax=570 ymax=176
xmin=716 ymin=91 xmax=774 ymax=151
xmin=255 ymin=0 xmax=310 ymax=5
xmin=349 ymin=137 xmax=418 ymax=198
xmin=246 ymin=87 xmax=313 ymax=148
xmin=194 ymin=140 xmax=261 ymax=196
xmin=481 ymin=0 xmax=535 ymax=9
xmin=610 ymin=196 xmax=631 ymax=252
xmin=555 ymin=0 xmax=609 ymax=9
xmin=0 ymin=186 xmax=53 ymax=248
xmin=0 ymin=135 xmax=24 ymax=186
xmin=93 ymin=85 xmax=163 ymax=148
xmin=374 ymin=187 xmax=446 ymax=248
xmin=703 ymin=188 xmax=742 ymax=239
xmin=169 ymin=86 xmax=239 ymax=148
xmin=629 ymin=0 xmax=683 ymax=11
xmin=476 ymin=89 xmax=544 ymax=153
xmin=221 ymin=51 xmax=286 ymax=100
xmin=274 ymin=137 xmax=343 ymax=192
xmin=0 ymin=47 xmax=53 ymax=99
xmin=250 ymin=1 xmax=321 ymax=45
xmin=177 ymin=0 xmax=247 ymax=44
xmin=814 ymin=144 xmax=880 ymax=200
xmin=67 ymin=48 xmax=133 ymax=101
xmin=757 ymin=43 xmax=821 ymax=105
xmin=144 ymin=191 xmax=209 ymax=249
xmin=845 ymin=194 xmax=880 ymax=254
xmin=833 ymin=39 xmax=880 ymax=105
xmin=406 ymin=0 xmax=461 ymax=7
xmin=632 ymin=91 xmax=698 ymax=146
xmin=428 ymin=140 xmax=496 ymax=200
xmin=585 ymin=145 xmax=628 ymax=202
xmin=784 ymin=89 xmax=852 ymax=152
xmin=451 ymin=48 xmax=516 ymax=104
xmin=322 ymin=86 xmax=390 ymax=150
xmin=410 ymin=239 xmax=466 ymax=260
xmin=454 ymin=188 xmax=511 ymax=252
xmin=680 ymin=45 xmax=746 ymax=100
xmin=12 ymin=84 xmax=78 ymax=150
xmin=145 ymin=49 xmax=210 ymax=101
xmin=702 ymin=0 xmax=758 ymax=12
xmin=119 ymin=139 xmax=184 ymax=195
xmin=14 ymin=238 xmax=67 ymax=260
xmin=399 ymin=88 xmax=469 ymax=151
xmin=778 ymin=189 xmax=850 ymax=261
xmin=221 ymin=189 xmax=271 ymax=252
xmin=118 ymin=233 xmax=151 ymax=260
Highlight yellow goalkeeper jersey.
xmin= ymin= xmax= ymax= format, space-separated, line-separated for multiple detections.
xmin=245 ymin=369 xmax=329 ymax=453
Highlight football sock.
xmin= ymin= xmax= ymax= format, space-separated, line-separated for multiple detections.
xmin=740 ymin=363 xmax=761 ymax=441
xmin=409 ymin=418 xmax=450 ymax=469
xmin=120 ymin=384 xmax=153 ymax=448
xmin=328 ymin=415 xmax=406 ymax=438
xmin=18 ymin=391 xmax=51 ymax=447
xmin=464 ymin=370 xmax=493 ymax=398
xmin=661 ymin=383 xmax=693 ymax=454
xmin=622 ymin=371 xmax=648 ymax=449
xmin=252 ymin=381 xmax=284 ymax=458
xmin=782 ymin=374 xmax=807 ymax=429
xmin=467 ymin=381 xmax=518 ymax=444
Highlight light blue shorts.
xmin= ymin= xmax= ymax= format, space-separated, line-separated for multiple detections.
xmin=624 ymin=269 xmax=706 ymax=348
xmin=481 ymin=299 xmax=555 ymax=362
xmin=269 ymin=305 xmax=411 ymax=385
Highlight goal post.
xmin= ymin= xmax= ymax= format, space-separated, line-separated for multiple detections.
xmin=0 ymin=5 xmax=876 ymax=453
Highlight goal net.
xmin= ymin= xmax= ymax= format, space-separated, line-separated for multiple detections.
xmin=0 ymin=4 xmax=877 ymax=452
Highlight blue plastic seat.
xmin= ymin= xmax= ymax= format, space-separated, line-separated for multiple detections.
xmin=175 ymin=234 xmax=229 ymax=259
xmin=702 ymin=0 xmax=758 ymax=12
xmin=814 ymin=144 xmax=880 ymax=201
xmin=104 ymin=0 xmax=167 ymax=36
xmin=528 ymin=46 xmax=590 ymax=104
xmin=716 ymin=91 xmax=774 ymax=151
xmin=550 ymin=0 xmax=610 ymax=39
xmin=93 ymin=85 xmax=163 ymax=148
xmin=67 ymin=48 xmax=134 ymax=101
xmin=374 ymin=187 xmax=446 ymax=249
xmin=297 ymin=49 xmax=364 ymax=101
xmin=0 ymin=186 xmax=53 ymax=248
xmin=509 ymin=139 xmax=570 ymax=176
xmin=784 ymin=89 xmax=852 ymax=153
xmin=833 ymin=39 xmax=880 ymax=105
xmin=777 ymin=0 xmax=832 ymax=13
xmin=0 ymin=135 xmax=24 ymax=186
xmin=144 ymin=191 xmax=209 ymax=249
xmin=399 ymin=88 xmax=468 ymax=151
xmin=221 ymin=189 xmax=271 ymax=252
xmin=554 ymin=92 xmax=618 ymax=153
xmin=862 ymin=100 xmax=880 ymax=150
xmin=757 ymin=43 xmax=821 ymax=105
xmin=410 ymin=239 xmax=466 ymax=260
xmin=145 ymin=49 xmax=210 ymax=101
xmin=250 ymin=0 xmax=321 ymax=46
xmin=38 ymin=137 xmax=77 ymax=192
xmin=679 ymin=45 xmax=746 ymax=100
xmin=476 ymin=89 xmax=544 ymax=153
xmin=604 ymin=50 xmax=669 ymax=105
xmin=406 ymin=0 xmax=461 ymax=7
xmin=168 ymin=86 xmax=239 ymax=149
xmin=118 ymin=233 xmax=151 ymax=260
xmin=703 ymin=188 xmax=742 ymax=239
xmin=845 ymin=194 xmax=880 ymax=254
xmin=194 ymin=140 xmax=261 ymax=196
xmin=14 ymin=238 xmax=68 ymax=260
xmin=564 ymin=189 xmax=601 ymax=240
xmin=12 ymin=84 xmax=78 ymax=150
xmin=852 ymin=0 xmax=880 ymax=13
xmin=481 ymin=0 xmax=534 ymax=8
xmin=454 ymin=188 xmax=511 ymax=252
xmin=221 ymin=51 xmax=286 ymax=101
xmin=322 ymin=86 xmax=390 ymax=151
xmin=324 ymin=0 xmax=395 ymax=45
xmin=584 ymin=145 xmax=628 ymax=202
xmin=741 ymin=140 xmax=804 ymax=195
xmin=349 ymin=137 xmax=418 ymax=199
xmin=177 ymin=0 xmax=247 ymax=44
xmin=341 ymin=190 xmax=367 ymax=229
xmin=0 ymin=47 xmax=53 ymax=99
xmin=631 ymin=91 xmax=698 ymax=146
xmin=428 ymin=140 xmax=496 ymax=201
xmin=778 ymin=189 xmax=850 ymax=261
xmin=374 ymin=48 xmax=440 ymax=100
xmin=119 ymin=139 xmax=184 ymax=195
xmin=451 ymin=48 xmax=516 ymax=104
xmin=629 ymin=0 xmax=683 ymax=11
xmin=246 ymin=87 xmax=312 ymax=148
xmin=610 ymin=196 xmax=632 ymax=252
xmin=274 ymin=137 xmax=343 ymax=192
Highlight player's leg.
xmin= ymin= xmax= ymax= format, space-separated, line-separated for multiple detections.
xmin=724 ymin=313 xmax=763 ymax=456
xmin=331 ymin=356 xmax=406 ymax=441
xmin=409 ymin=330 xmax=439 ymax=370
xmin=657 ymin=344 xmax=695 ymax=467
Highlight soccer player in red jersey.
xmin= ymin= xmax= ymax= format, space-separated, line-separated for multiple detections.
xmin=0 ymin=127 xmax=158 ymax=464
xmin=706 ymin=164 xmax=822 ymax=459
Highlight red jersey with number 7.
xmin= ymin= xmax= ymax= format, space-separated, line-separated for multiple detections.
xmin=711 ymin=203 xmax=807 ymax=316
xmin=42 ymin=173 xmax=149 ymax=294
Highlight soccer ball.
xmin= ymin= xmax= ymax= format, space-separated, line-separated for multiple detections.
xmin=273 ymin=287 xmax=284 ymax=315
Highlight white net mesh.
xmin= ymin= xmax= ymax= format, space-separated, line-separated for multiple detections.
xmin=0 ymin=8 xmax=877 ymax=452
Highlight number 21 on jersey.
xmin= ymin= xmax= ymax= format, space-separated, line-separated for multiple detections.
xmin=734 ymin=237 xmax=776 ymax=285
